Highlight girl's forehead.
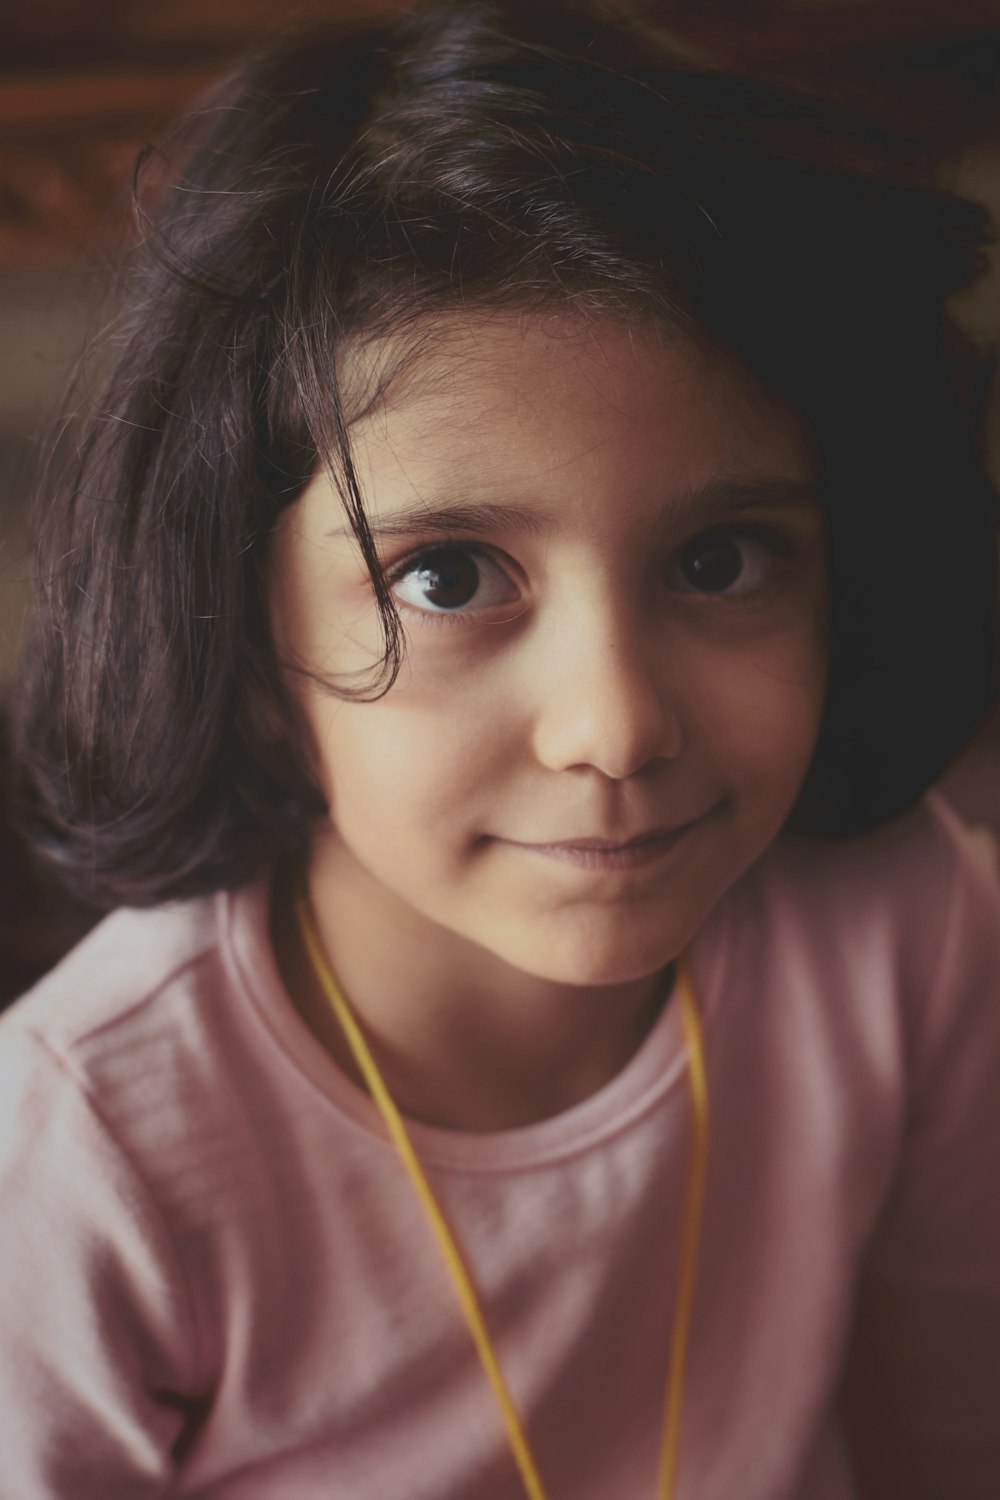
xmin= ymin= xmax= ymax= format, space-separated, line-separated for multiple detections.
xmin=344 ymin=309 xmax=712 ymax=418
xmin=342 ymin=309 xmax=815 ymax=478
xmin=311 ymin=309 xmax=820 ymax=549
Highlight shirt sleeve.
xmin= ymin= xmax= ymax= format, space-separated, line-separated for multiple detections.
xmin=0 ymin=1021 xmax=203 ymax=1499
xmin=838 ymin=802 xmax=1000 ymax=1500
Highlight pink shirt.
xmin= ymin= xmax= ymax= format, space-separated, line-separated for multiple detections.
xmin=2 ymin=792 xmax=999 ymax=1499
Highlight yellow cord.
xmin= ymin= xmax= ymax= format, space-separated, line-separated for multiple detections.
xmin=658 ymin=961 xmax=709 ymax=1499
xmin=296 ymin=880 xmax=709 ymax=1500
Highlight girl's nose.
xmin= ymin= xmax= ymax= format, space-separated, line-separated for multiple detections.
xmin=529 ymin=601 xmax=683 ymax=780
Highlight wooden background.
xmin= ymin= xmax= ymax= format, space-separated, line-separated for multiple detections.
xmin=1 ymin=0 xmax=1000 ymax=271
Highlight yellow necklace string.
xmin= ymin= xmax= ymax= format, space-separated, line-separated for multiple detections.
xmin=296 ymin=880 xmax=709 ymax=1500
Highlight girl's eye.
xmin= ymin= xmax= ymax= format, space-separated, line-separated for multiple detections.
xmin=668 ymin=529 xmax=783 ymax=597
xmin=389 ymin=546 xmax=519 ymax=617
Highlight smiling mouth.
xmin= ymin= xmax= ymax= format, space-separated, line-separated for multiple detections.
xmin=498 ymin=815 xmax=710 ymax=872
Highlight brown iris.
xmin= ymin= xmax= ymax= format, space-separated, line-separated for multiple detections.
xmin=679 ymin=533 xmax=744 ymax=593
xmin=412 ymin=548 xmax=481 ymax=609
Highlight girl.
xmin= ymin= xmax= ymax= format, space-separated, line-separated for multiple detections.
xmin=3 ymin=2 xmax=1000 ymax=1496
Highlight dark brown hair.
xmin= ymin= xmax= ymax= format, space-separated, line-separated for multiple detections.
xmin=14 ymin=0 xmax=999 ymax=906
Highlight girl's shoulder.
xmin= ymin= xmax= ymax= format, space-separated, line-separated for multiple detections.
xmin=0 ymin=878 xmax=279 ymax=1213
xmin=3 ymin=888 xmax=225 ymax=1053
xmin=0 ymin=881 xmax=275 ymax=1133
xmin=731 ymin=789 xmax=1000 ymax=1036
xmin=755 ymin=788 xmax=998 ymax=923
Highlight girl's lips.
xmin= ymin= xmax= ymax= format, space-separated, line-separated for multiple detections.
xmin=499 ymin=816 xmax=707 ymax=871
xmin=538 ymin=828 xmax=680 ymax=850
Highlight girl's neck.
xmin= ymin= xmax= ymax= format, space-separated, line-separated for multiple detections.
xmin=270 ymin=841 xmax=674 ymax=1134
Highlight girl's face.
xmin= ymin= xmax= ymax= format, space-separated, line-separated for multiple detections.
xmin=272 ymin=313 xmax=827 ymax=987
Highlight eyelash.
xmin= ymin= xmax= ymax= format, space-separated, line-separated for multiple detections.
xmin=383 ymin=525 xmax=803 ymax=630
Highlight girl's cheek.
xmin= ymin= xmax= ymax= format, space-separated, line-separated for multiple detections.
xmin=681 ymin=622 xmax=825 ymax=756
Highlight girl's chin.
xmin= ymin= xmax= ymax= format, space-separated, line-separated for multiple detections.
xmin=486 ymin=929 xmax=689 ymax=991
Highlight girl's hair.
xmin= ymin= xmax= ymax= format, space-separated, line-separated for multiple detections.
xmin=13 ymin=0 xmax=999 ymax=907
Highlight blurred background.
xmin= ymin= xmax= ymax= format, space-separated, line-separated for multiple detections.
xmin=2 ymin=0 xmax=1000 ymax=999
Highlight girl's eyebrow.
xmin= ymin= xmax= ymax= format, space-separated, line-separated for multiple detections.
xmin=326 ymin=477 xmax=821 ymax=543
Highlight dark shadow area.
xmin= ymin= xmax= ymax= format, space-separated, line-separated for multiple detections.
xmin=0 ymin=705 xmax=100 ymax=1010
